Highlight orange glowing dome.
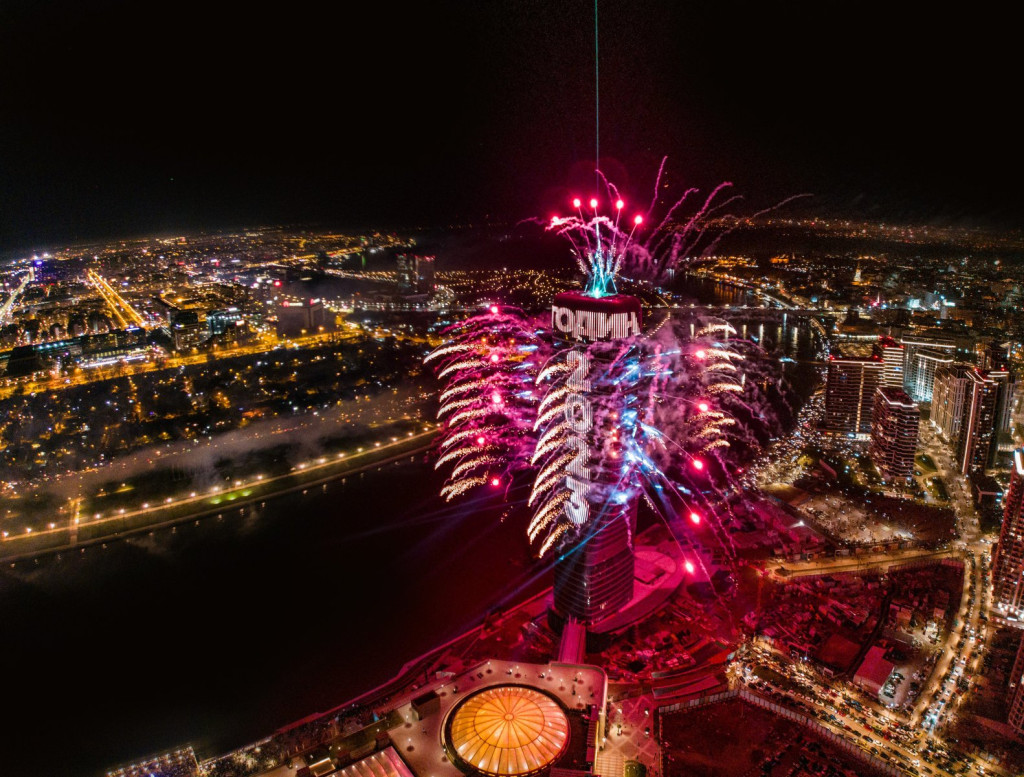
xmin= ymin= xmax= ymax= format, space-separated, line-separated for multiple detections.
xmin=445 ymin=685 xmax=570 ymax=776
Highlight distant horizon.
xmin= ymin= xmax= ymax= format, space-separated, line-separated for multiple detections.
xmin=5 ymin=203 xmax=1024 ymax=263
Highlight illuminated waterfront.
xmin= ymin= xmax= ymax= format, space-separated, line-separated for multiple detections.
xmin=0 ymin=457 xmax=537 ymax=777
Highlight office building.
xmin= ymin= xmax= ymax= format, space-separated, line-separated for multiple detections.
xmin=823 ymin=356 xmax=884 ymax=436
xmin=169 ymin=309 xmax=204 ymax=351
xmin=869 ymin=387 xmax=919 ymax=481
xmin=206 ymin=307 xmax=245 ymax=337
xmin=276 ymin=298 xmax=325 ymax=337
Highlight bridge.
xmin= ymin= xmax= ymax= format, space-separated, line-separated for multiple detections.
xmin=652 ymin=303 xmax=836 ymax=345
xmin=660 ymin=303 xmax=839 ymax=318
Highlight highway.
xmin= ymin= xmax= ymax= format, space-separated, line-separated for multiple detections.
xmin=0 ymin=268 xmax=33 ymax=327
xmin=86 ymin=269 xmax=146 ymax=327
xmin=0 ymin=329 xmax=357 ymax=400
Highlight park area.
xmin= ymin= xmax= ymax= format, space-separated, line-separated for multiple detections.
xmin=780 ymin=454 xmax=957 ymax=546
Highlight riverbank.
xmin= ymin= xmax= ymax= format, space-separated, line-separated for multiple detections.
xmin=1 ymin=452 xmax=536 ymax=777
xmin=0 ymin=427 xmax=438 ymax=563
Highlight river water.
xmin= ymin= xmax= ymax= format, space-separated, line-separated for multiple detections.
xmin=0 ymin=458 xmax=538 ymax=777
xmin=0 ymin=278 xmax=824 ymax=777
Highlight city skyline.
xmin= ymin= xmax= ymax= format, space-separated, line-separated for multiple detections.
xmin=4 ymin=4 xmax=1024 ymax=776
xmin=3 ymin=1 xmax=1024 ymax=253
xmin=1 ymin=218 xmax=1023 ymax=775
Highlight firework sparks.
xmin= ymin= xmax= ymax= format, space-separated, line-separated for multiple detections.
xmin=426 ymin=305 xmax=542 ymax=501
xmin=426 ymin=168 xmax=797 ymax=580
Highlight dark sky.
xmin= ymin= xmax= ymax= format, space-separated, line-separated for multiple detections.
xmin=1 ymin=1 xmax=1021 ymax=252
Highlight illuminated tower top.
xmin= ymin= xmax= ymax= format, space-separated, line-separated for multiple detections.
xmin=551 ymin=291 xmax=642 ymax=344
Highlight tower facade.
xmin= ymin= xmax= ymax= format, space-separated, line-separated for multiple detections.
xmin=548 ymin=291 xmax=642 ymax=624
xmin=869 ymin=387 xmax=919 ymax=481
xmin=823 ymin=356 xmax=884 ymax=436
xmin=911 ymin=349 xmax=954 ymax=403
xmin=872 ymin=336 xmax=904 ymax=388
xmin=930 ymin=363 xmax=972 ymax=443
xmin=1008 ymin=633 xmax=1024 ymax=735
xmin=956 ymin=368 xmax=1009 ymax=476
xmin=900 ymin=336 xmax=956 ymax=400
xmin=994 ymin=450 xmax=1024 ymax=626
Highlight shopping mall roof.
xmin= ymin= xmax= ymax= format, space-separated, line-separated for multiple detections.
xmin=445 ymin=685 xmax=569 ymax=776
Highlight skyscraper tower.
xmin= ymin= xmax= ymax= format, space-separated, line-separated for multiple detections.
xmin=869 ymin=387 xmax=919 ymax=481
xmin=911 ymin=349 xmax=955 ymax=403
xmin=823 ymin=355 xmax=884 ymax=436
xmin=415 ymin=255 xmax=435 ymax=294
xmin=930 ymin=363 xmax=973 ymax=443
xmin=872 ymin=336 xmax=904 ymax=388
xmin=956 ymin=368 xmax=1009 ymax=476
xmin=900 ymin=336 xmax=956 ymax=400
xmin=1007 ymin=633 xmax=1024 ymax=736
xmin=548 ymin=290 xmax=642 ymax=626
xmin=994 ymin=371 xmax=1019 ymax=460
xmin=994 ymin=450 xmax=1024 ymax=626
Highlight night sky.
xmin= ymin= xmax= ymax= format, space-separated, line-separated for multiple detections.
xmin=2 ymin=1 xmax=1021 ymax=252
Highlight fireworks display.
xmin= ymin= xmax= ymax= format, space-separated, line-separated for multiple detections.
xmin=545 ymin=159 xmax=804 ymax=288
xmin=427 ymin=165 xmax=786 ymax=570
xmin=424 ymin=305 xmax=542 ymax=501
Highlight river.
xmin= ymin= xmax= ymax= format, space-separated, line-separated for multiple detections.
xmin=0 ymin=457 xmax=538 ymax=777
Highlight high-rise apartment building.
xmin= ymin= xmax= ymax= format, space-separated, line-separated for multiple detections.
xmin=995 ymin=451 xmax=1024 ymax=627
xmin=901 ymin=336 xmax=956 ymax=401
xmin=396 ymin=254 xmax=436 ymax=294
xmin=1007 ymin=632 xmax=1024 ymax=735
xmin=995 ymin=374 xmax=1019 ymax=459
xmin=911 ymin=349 xmax=954 ymax=403
xmin=415 ymin=255 xmax=435 ymax=294
xmin=869 ymin=387 xmax=919 ymax=480
xmin=823 ymin=356 xmax=884 ymax=436
xmin=872 ymin=336 xmax=904 ymax=388
xmin=976 ymin=340 xmax=1010 ymax=371
xmin=956 ymin=368 xmax=1009 ymax=476
xmin=930 ymin=363 xmax=973 ymax=443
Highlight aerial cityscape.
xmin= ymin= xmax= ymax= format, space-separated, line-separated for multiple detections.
xmin=2 ymin=3 xmax=1024 ymax=777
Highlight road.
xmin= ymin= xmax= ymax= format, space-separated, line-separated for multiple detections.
xmin=765 ymin=546 xmax=957 ymax=579
xmin=0 ymin=426 xmax=439 ymax=562
xmin=0 ymin=330 xmax=357 ymax=400
xmin=0 ymin=268 xmax=33 ymax=327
